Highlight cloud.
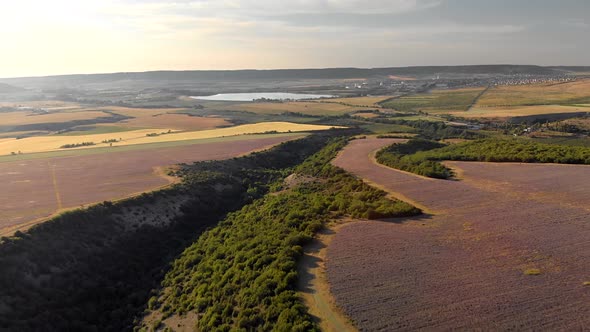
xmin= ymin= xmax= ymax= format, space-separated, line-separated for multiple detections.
xmin=207 ymin=0 xmax=441 ymax=15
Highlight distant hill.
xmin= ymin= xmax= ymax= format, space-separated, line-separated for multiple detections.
xmin=0 ymin=65 xmax=573 ymax=89
xmin=548 ymin=66 xmax=590 ymax=73
xmin=0 ymin=82 xmax=25 ymax=93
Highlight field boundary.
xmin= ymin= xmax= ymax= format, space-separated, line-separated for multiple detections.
xmin=466 ymin=85 xmax=492 ymax=111
xmin=48 ymin=162 xmax=63 ymax=210
xmin=297 ymin=220 xmax=358 ymax=332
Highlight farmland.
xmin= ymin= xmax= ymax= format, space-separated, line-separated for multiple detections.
xmin=83 ymin=106 xmax=232 ymax=130
xmin=0 ymin=110 xmax=114 ymax=127
xmin=476 ymin=79 xmax=590 ymax=106
xmin=322 ymin=95 xmax=394 ymax=106
xmin=225 ymin=101 xmax=377 ymax=115
xmin=2 ymin=65 xmax=590 ymax=331
xmin=381 ymin=87 xmax=486 ymax=113
xmin=457 ymin=104 xmax=589 ymax=119
xmin=378 ymin=80 xmax=590 ymax=121
xmin=0 ymin=121 xmax=338 ymax=156
xmin=0 ymin=134 xmax=302 ymax=236
xmin=329 ymin=138 xmax=590 ymax=330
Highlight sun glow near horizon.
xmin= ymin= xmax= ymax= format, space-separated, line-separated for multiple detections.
xmin=0 ymin=0 xmax=588 ymax=78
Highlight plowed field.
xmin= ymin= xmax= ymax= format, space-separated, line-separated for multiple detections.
xmin=329 ymin=138 xmax=590 ymax=331
xmin=0 ymin=135 xmax=298 ymax=235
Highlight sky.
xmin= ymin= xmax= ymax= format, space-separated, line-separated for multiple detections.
xmin=0 ymin=0 xmax=588 ymax=78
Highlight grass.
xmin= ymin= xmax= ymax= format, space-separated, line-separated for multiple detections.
xmin=523 ymin=268 xmax=542 ymax=276
xmin=359 ymin=122 xmax=417 ymax=134
xmin=530 ymin=136 xmax=590 ymax=147
xmin=382 ymin=88 xmax=486 ymax=113
xmin=0 ymin=122 xmax=340 ymax=156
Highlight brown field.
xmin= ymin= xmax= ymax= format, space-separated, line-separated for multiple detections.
xmin=457 ymin=104 xmax=589 ymax=119
xmin=477 ymin=79 xmax=590 ymax=107
xmin=0 ymin=135 xmax=300 ymax=235
xmin=77 ymin=106 xmax=231 ymax=131
xmin=120 ymin=113 xmax=229 ymax=130
xmin=226 ymin=101 xmax=376 ymax=115
xmin=329 ymin=138 xmax=590 ymax=330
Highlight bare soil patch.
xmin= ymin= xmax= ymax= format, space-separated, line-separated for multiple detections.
xmin=329 ymin=138 xmax=590 ymax=331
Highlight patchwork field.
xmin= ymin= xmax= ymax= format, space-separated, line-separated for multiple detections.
xmin=0 ymin=110 xmax=114 ymax=127
xmin=226 ymin=101 xmax=376 ymax=115
xmin=0 ymin=122 xmax=338 ymax=156
xmin=381 ymin=87 xmax=486 ymax=113
xmin=83 ymin=106 xmax=231 ymax=131
xmin=322 ymin=96 xmax=393 ymax=106
xmin=120 ymin=113 xmax=229 ymax=130
xmin=476 ymin=79 xmax=590 ymax=107
xmin=329 ymin=138 xmax=590 ymax=330
xmin=0 ymin=135 xmax=302 ymax=236
xmin=457 ymin=104 xmax=589 ymax=119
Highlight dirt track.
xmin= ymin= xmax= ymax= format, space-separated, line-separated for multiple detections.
xmin=0 ymin=136 xmax=297 ymax=235
xmin=328 ymin=138 xmax=590 ymax=331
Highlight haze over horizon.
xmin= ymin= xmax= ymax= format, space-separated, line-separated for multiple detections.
xmin=1 ymin=0 xmax=588 ymax=78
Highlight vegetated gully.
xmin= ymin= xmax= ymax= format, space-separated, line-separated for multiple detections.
xmin=328 ymin=138 xmax=590 ymax=331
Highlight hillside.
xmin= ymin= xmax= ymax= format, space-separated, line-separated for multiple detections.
xmin=0 ymin=83 xmax=24 ymax=93
xmin=0 ymin=65 xmax=563 ymax=88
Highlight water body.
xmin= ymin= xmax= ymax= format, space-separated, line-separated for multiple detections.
xmin=191 ymin=92 xmax=335 ymax=102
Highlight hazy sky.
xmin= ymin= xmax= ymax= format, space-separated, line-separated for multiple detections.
xmin=1 ymin=0 xmax=588 ymax=78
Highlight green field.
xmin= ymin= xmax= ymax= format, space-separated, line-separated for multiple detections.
xmin=381 ymin=88 xmax=486 ymax=113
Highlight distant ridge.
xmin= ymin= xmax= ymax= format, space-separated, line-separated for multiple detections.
xmin=1 ymin=65 xmax=585 ymax=90
xmin=0 ymin=65 xmax=568 ymax=82
xmin=0 ymin=82 xmax=25 ymax=93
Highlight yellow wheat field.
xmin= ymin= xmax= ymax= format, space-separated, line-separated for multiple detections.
xmin=0 ymin=122 xmax=341 ymax=156
xmin=476 ymin=79 xmax=590 ymax=107
xmin=455 ymin=105 xmax=588 ymax=118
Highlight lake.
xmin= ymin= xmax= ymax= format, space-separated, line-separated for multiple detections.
xmin=191 ymin=92 xmax=335 ymax=102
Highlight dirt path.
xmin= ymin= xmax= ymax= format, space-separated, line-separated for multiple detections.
xmin=466 ymin=85 xmax=491 ymax=111
xmin=328 ymin=137 xmax=590 ymax=331
xmin=297 ymin=220 xmax=357 ymax=332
